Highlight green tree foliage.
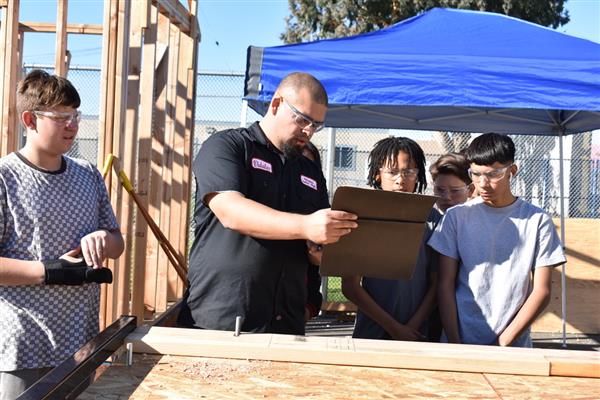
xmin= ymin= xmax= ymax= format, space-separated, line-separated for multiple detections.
xmin=282 ymin=0 xmax=570 ymax=43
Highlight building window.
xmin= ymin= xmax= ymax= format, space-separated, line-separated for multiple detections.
xmin=334 ymin=146 xmax=356 ymax=170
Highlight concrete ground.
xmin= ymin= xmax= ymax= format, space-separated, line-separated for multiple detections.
xmin=306 ymin=312 xmax=600 ymax=351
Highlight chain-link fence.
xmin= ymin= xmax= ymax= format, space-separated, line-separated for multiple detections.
xmin=23 ymin=66 xmax=600 ymax=304
xmin=315 ymin=129 xmax=599 ymax=218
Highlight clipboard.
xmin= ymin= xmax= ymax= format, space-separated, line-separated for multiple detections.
xmin=320 ymin=186 xmax=437 ymax=280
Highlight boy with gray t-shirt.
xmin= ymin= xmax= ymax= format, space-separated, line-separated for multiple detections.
xmin=428 ymin=133 xmax=565 ymax=347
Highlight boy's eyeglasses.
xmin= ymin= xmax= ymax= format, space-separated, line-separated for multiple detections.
xmin=380 ymin=168 xmax=419 ymax=181
xmin=468 ymin=164 xmax=512 ymax=182
xmin=33 ymin=110 xmax=81 ymax=126
xmin=281 ymin=97 xmax=325 ymax=133
xmin=433 ymin=185 xmax=470 ymax=197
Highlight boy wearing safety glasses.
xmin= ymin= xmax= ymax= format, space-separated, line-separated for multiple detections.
xmin=426 ymin=152 xmax=473 ymax=341
xmin=429 ymin=152 xmax=474 ymax=214
xmin=342 ymin=137 xmax=439 ymax=342
xmin=428 ymin=133 xmax=565 ymax=347
xmin=0 ymin=70 xmax=123 ymax=398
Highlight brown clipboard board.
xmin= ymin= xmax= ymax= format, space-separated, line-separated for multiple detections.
xmin=320 ymin=186 xmax=437 ymax=280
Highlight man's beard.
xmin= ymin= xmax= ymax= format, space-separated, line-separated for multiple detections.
xmin=283 ymin=138 xmax=304 ymax=160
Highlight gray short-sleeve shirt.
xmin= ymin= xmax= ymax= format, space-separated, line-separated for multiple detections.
xmin=0 ymin=153 xmax=119 ymax=371
xmin=428 ymin=197 xmax=566 ymax=347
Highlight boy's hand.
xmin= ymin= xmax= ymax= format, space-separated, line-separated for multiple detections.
xmin=81 ymin=230 xmax=109 ymax=268
xmin=497 ymin=332 xmax=511 ymax=347
xmin=61 ymin=247 xmax=82 ymax=263
xmin=389 ymin=322 xmax=425 ymax=341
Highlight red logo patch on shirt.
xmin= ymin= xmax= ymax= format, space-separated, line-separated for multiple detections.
xmin=300 ymin=175 xmax=318 ymax=190
xmin=251 ymin=158 xmax=273 ymax=173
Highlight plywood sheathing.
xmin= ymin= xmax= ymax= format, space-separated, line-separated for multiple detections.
xmin=81 ymin=353 xmax=600 ymax=399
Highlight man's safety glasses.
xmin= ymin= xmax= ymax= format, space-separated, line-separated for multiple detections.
xmin=281 ymin=97 xmax=325 ymax=133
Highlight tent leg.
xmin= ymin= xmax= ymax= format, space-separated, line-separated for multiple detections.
xmin=325 ymin=127 xmax=336 ymax=198
xmin=239 ymin=99 xmax=248 ymax=127
xmin=321 ymin=127 xmax=337 ymax=306
xmin=558 ymin=129 xmax=567 ymax=348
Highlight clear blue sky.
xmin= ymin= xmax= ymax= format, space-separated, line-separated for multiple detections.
xmin=14 ymin=0 xmax=600 ymax=72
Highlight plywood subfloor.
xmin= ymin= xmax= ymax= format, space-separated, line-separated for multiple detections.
xmin=81 ymin=354 xmax=600 ymax=399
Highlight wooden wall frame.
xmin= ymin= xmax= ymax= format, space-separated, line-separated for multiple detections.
xmin=0 ymin=0 xmax=199 ymax=329
xmin=0 ymin=0 xmax=21 ymax=155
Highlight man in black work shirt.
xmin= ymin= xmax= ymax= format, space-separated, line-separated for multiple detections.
xmin=178 ymin=72 xmax=357 ymax=335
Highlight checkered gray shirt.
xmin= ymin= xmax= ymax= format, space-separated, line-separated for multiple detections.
xmin=0 ymin=152 xmax=119 ymax=371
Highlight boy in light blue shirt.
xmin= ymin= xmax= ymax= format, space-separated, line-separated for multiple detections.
xmin=428 ymin=133 xmax=565 ymax=347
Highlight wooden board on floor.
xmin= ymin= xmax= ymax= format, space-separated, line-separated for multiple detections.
xmin=126 ymin=327 xmax=600 ymax=378
xmin=80 ymin=354 xmax=600 ymax=399
xmin=539 ymin=348 xmax=600 ymax=378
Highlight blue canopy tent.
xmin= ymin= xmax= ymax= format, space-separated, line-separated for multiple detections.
xmin=243 ymin=8 xmax=600 ymax=345
xmin=245 ymin=7 xmax=600 ymax=135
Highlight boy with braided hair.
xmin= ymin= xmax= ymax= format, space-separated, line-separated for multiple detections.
xmin=0 ymin=69 xmax=124 ymax=399
xmin=342 ymin=137 xmax=438 ymax=341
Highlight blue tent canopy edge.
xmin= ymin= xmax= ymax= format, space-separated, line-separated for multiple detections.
xmin=244 ymin=8 xmax=600 ymax=136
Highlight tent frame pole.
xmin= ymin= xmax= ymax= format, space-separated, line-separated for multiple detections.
xmin=240 ymin=99 xmax=249 ymax=127
xmin=558 ymin=127 xmax=567 ymax=348
xmin=325 ymin=127 xmax=336 ymax=197
xmin=321 ymin=127 xmax=337 ymax=303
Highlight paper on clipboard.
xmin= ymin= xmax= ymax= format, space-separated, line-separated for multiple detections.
xmin=320 ymin=186 xmax=437 ymax=280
